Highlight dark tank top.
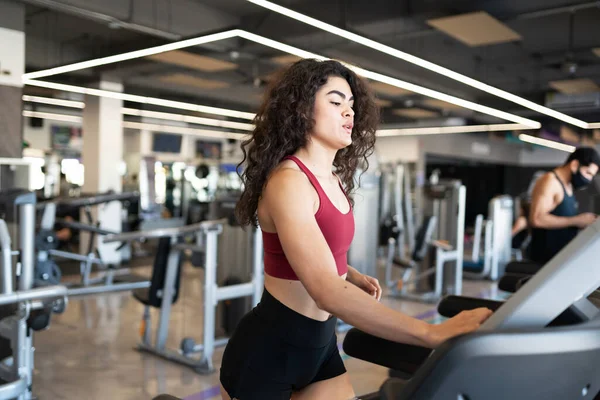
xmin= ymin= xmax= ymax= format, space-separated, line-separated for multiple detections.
xmin=529 ymin=171 xmax=579 ymax=264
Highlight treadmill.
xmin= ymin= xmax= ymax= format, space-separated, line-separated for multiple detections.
xmin=343 ymin=218 xmax=600 ymax=399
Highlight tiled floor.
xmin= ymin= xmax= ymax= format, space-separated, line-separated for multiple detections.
xmin=31 ymin=262 xmax=498 ymax=400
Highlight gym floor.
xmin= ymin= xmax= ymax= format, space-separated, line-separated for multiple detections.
xmin=32 ymin=262 xmax=499 ymax=400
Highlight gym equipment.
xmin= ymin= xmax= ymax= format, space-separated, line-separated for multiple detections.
xmin=350 ymin=322 xmax=600 ymax=400
xmin=0 ymin=190 xmax=68 ymax=400
xmin=496 ymin=260 xmax=543 ymax=293
xmin=463 ymin=195 xmax=513 ymax=280
xmin=0 ymin=158 xmax=35 ymax=192
xmin=344 ymin=218 xmax=600 ymax=399
xmin=348 ymin=163 xmax=380 ymax=280
xmin=103 ymin=220 xmax=264 ymax=374
xmin=36 ymin=191 xmax=152 ymax=297
xmin=385 ymin=179 xmax=466 ymax=303
xmin=379 ymin=164 xmax=415 ymax=259
xmin=384 ymin=216 xmax=437 ymax=296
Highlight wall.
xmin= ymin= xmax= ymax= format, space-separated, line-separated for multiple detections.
xmin=372 ymin=132 xmax=526 ymax=165
xmin=419 ymin=133 xmax=522 ymax=165
xmin=374 ymin=136 xmax=419 ymax=163
xmin=519 ymin=146 xmax=571 ymax=166
xmin=375 ymin=132 xmax=600 ymax=168
xmin=23 ymin=116 xmax=82 ymax=153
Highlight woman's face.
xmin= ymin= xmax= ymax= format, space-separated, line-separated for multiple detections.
xmin=309 ymin=76 xmax=355 ymax=150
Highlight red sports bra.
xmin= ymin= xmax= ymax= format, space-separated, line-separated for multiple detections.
xmin=262 ymin=156 xmax=355 ymax=280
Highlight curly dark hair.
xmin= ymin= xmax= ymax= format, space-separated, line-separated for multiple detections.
xmin=235 ymin=59 xmax=380 ymax=227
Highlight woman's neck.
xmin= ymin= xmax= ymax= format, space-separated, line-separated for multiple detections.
xmin=294 ymin=143 xmax=337 ymax=179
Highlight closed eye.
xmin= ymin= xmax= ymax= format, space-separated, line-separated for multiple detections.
xmin=331 ymin=102 xmax=341 ymax=106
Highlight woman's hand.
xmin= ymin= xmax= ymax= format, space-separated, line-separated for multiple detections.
xmin=424 ymin=308 xmax=493 ymax=348
xmin=348 ymin=267 xmax=382 ymax=301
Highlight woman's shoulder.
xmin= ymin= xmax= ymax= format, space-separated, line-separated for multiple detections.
xmin=263 ymin=160 xmax=312 ymax=202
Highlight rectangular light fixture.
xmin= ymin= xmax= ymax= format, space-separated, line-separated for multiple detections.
xmin=121 ymin=108 xmax=254 ymax=131
xmin=21 ymin=110 xmax=248 ymax=141
xmin=587 ymin=122 xmax=600 ymax=129
xmin=122 ymin=121 xmax=249 ymax=141
xmin=518 ymin=134 xmax=576 ymax=153
xmin=22 ymin=30 xmax=241 ymax=80
xmin=22 ymin=95 xmax=84 ymax=109
xmin=376 ymin=123 xmax=530 ymax=137
xmin=23 ymin=29 xmax=541 ymax=128
xmin=235 ymin=30 xmax=540 ymax=127
xmin=246 ymin=0 xmax=589 ymax=129
xmin=22 ymin=110 xmax=82 ymax=123
xmin=22 ymin=79 xmax=256 ymax=120
xmin=23 ymin=95 xmax=254 ymax=131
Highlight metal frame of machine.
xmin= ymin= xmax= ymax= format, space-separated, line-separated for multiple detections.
xmin=104 ymin=221 xmax=264 ymax=374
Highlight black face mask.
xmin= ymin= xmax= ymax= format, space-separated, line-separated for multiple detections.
xmin=572 ymin=168 xmax=592 ymax=190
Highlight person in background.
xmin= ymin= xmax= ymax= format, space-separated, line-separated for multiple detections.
xmin=529 ymin=147 xmax=600 ymax=264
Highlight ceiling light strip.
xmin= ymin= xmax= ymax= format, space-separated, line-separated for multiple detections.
xmin=246 ymin=0 xmax=589 ymax=129
xmin=354 ymin=67 xmax=540 ymax=128
xmin=22 ymin=110 xmax=248 ymax=141
xmin=22 ymin=30 xmax=241 ymax=80
xmin=122 ymin=121 xmax=249 ymax=141
xmin=24 ymin=29 xmax=540 ymax=128
xmin=22 ymin=110 xmax=83 ymax=123
xmin=121 ymin=108 xmax=254 ymax=131
xmin=22 ymin=79 xmax=256 ymax=120
xmin=376 ymin=123 xmax=530 ymax=137
xmin=22 ymin=95 xmax=84 ymax=109
xmin=22 ymin=95 xmax=255 ymax=130
xmin=237 ymin=31 xmax=540 ymax=128
xmin=518 ymin=134 xmax=576 ymax=152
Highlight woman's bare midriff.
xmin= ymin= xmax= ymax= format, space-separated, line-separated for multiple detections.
xmin=264 ymin=273 xmax=346 ymax=322
xmin=258 ymin=160 xmax=348 ymax=322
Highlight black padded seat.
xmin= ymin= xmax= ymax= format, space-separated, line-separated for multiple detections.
xmin=133 ymin=237 xmax=182 ymax=308
xmin=505 ymin=260 xmax=542 ymax=275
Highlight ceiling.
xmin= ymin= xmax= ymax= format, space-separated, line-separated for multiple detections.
xmin=17 ymin=0 xmax=600 ymax=137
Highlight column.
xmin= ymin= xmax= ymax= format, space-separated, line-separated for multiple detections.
xmin=81 ymin=78 xmax=124 ymax=264
xmin=0 ymin=0 xmax=25 ymax=189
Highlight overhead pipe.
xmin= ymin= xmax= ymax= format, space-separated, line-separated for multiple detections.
xmin=21 ymin=0 xmax=181 ymax=40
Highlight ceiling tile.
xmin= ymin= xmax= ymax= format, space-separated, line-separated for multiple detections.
xmin=427 ymin=11 xmax=522 ymax=47
xmin=549 ymin=78 xmax=600 ymax=94
xmin=370 ymin=81 xmax=412 ymax=96
xmin=148 ymin=50 xmax=238 ymax=72
xmin=393 ymin=108 xmax=439 ymax=119
xmin=158 ymin=73 xmax=231 ymax=89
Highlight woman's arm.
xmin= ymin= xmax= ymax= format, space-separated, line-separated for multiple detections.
xmin=263 ymin=169 xmax=490 ymax=348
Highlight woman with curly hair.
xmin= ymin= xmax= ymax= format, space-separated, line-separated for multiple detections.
xmin=219 ymin=59 xmax=491 ymax=400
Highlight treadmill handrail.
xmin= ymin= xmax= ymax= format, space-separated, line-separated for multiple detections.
xmin=103 ymin=218 xmax=228 ymax=243
xmin=480 ymin=218 xmax=600 ymax=331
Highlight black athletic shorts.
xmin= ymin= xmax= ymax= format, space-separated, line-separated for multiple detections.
xmin=219 ymin=289 xmax=346 ymax=399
